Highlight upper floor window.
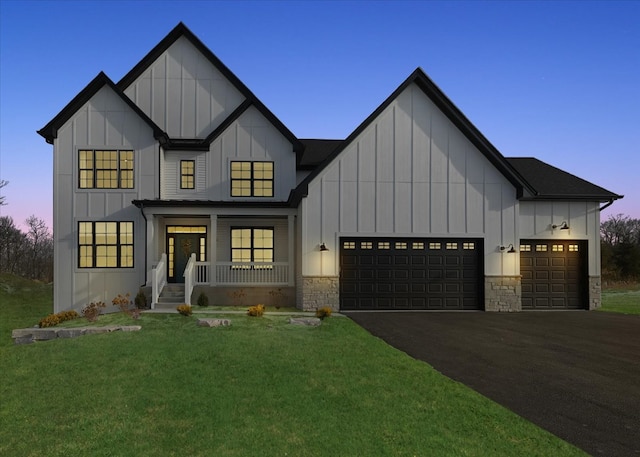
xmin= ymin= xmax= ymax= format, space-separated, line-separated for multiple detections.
xmin=78 ymin=221 xmax=134 ymax=268
xmin=180 ymin=160 xmax=195 ymax=189
xmin=230 ymin=161 xmax=273 ymax=197
xmin=79 ymin=150 xmax=134 ymax=189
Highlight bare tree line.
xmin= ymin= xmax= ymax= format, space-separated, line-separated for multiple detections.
xmin=0 ymin=215 xmax=53 ymax=282
xmin=601 ymin=214 xmax=640 ymax=280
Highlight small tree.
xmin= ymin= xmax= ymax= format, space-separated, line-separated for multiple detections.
xmin=0 ymin=180 xmax=7 ymax=206
xmin=25 ymin=215 xmax=53 ymax=280
xmin=0 ymin=216 xmax=27 ymax=275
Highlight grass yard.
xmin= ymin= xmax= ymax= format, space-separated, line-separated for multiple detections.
xmin=0 ymin=275 xmax=586 ymax=457
xmin=600 ymin=282 xmax=640 ymax=315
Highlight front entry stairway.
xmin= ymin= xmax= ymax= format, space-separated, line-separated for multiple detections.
xmin=156 ymin=284 xmax=185 ymax=309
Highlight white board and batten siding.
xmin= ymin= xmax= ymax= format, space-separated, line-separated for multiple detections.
xmin=123 ymin=36 xmax=245 ymax=139
xmin=53 ymin=85 xmax=158 ymax=312
xmin=301 ymin=83 xmax=519 ymax=277
xmin=208 ymin=106 xmax=296 ymax=202
xmin=161 ymin=107 xmax=297 ymax=201
xmin=519 ymin=201 xmax=602 ymax=276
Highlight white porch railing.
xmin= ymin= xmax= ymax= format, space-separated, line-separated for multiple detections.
xmin=184 ymin=254 xmax=197 ymax=305
xmin=215 ymin=262 xmax=289 ymax=285
xmin=153 ymin=258 xmax=288 ymax=305
xmin=151 ymin=253 xmax=167 ymax=310
xmin=195 ymin=262 xmax=210 ymax=284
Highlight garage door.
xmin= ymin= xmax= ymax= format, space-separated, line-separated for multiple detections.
xmin=340 ymin=238 xmax=483 ymax=310
xmin=520 ymin=240 xmax=587 ymax=310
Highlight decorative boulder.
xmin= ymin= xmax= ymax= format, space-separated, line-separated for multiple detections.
xmin=288 ymin=317 xmax=321 ymax=326
xmin=119 ymin=325 xmax=142 ymax=332
xmin=57 ymin=328 xmax=86 ymax=338
xmin=197 ymin=318 xmax=231 ymax=328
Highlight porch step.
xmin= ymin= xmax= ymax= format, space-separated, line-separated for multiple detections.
xmin=157 ymin=284 xmax=185 ymax=305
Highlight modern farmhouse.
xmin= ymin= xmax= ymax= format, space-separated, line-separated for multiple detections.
xmin=38 ymin=23 xmax=622 ymax=313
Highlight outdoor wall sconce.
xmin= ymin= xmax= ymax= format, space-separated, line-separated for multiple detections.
xmin=500 ymin=244 xmax=516 ymax=253
xmin=552 ymin=221 xmax=570 ymax=230
xmin=319 ymin=242 xmax=329 ymax=252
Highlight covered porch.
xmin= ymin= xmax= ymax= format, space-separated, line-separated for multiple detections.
xmin=134 ymin=202 xmax=297 ymax=307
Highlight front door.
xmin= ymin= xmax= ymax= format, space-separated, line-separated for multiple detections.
xmin=167 ymin=226 xmax=207 ymax=283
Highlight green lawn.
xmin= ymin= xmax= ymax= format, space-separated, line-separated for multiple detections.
xmin=600 ymin=282 xmax=640 ymax=315
xmin=0 ymin=274 xmax=586 ymax=457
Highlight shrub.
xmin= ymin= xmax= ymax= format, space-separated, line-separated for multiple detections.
xmin=176 ymin=304 xmax=192 ymax=316
xmin=316 ymin=307 xmax=333 ymax=319
xmin=112 ymin=293 xmax=141 ymax=319
xmin=60 ymin=310 xmax=80 ymax=321
xmin=113 ymin=293 xmax=132 ymax=313
xmin=196 ymin=292 xmax=209 ymax=307
xmin=247 ymin=304 xmax=265 ymax=317
xmin=81 ymin=301 xmax=106 ymax=322
xmin=228 ymin=289 xmax=246 ymax=306
xmin=38 ymin=314 xmax=60 ymax=328
xmin=134 ymin=290 xmax=148 ymax=309
xmin=39 ymin=310 xmax=80 ymax=328
xmin=268 ymin=288 xmax=284 ymax=309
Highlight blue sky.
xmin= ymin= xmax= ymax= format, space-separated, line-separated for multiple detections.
xmin=1 ymin=0 xmax=638 ymax=230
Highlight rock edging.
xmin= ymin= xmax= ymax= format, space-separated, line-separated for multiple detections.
xmin=12 ymin=326 xmax=141 ymax=345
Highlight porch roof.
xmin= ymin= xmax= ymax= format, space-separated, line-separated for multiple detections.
xmin=133 ymin=199 xmax=293 ymax=209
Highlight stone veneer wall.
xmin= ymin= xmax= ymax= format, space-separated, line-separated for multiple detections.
xmin=588 ymin=276 xmax=601 ymax=310
xmin=300 ymin=276 xmax=339 ymax=311
xmin=485 ymin=276 xmax=522 ymax=312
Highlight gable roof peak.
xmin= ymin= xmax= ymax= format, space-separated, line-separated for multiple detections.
xmin=291 ymin=67 xmax=536 ymax=205
xmin=37 ymin=71 xmax=165 ymax=144
xmin=116 ymin=22 xmax=303 ymax=152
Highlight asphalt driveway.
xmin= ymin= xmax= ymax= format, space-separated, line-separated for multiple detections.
xmin=345 ymin=311 xmax=640 ymax=457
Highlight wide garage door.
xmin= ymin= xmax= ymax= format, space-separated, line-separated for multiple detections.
xmin=520 ymin=240 xmax=588 ymax=310
xmin=340 ymin=238 xmax=483 ymax=310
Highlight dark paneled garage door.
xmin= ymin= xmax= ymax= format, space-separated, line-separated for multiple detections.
xmin=520 ymin=240 xmax=588 ymax=310
xmin=340 ymin=238 xmax=483 ymax=310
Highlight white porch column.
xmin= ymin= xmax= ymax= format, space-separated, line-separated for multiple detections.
xmin=288 ymin=214 xmax=295 ymax=286
xmin=145 ymin=212 xmax=156 ymax=286
xmin=210 ymin=213 xmax=217 ymax=286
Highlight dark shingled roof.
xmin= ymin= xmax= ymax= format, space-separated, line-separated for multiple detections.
xmin=298 ymin=139 xmax=343 ymax=169
xmin=506 ymin=157 xmax=622 ymax=201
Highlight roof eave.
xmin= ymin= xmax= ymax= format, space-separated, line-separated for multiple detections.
xmin=37 ymin=71 xmax=110 ymax=143
xmin=132 ymin=199 xmax=294 ymax=209
xmin=519 ymin=194 xmax=624 ymax=202
xmin=37 ymin=72 xmax=166 ymax=144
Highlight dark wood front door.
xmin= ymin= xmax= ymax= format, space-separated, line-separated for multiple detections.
xmin=167 ymin=228 xmax=206 ymax=283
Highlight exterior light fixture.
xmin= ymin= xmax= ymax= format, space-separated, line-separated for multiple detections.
xmin=552 ymin=221 xmax=570 ymax=230
xmin=319 ymin=242 xmax=329 ymax=252
xmin=500 ymin=244 xmax=516 ymax=253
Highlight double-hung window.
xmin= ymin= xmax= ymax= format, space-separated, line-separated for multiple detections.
xmin=78 ymin=221 xmax=134 ymax=268
xmin=231 ymin=228 xmax=273 ymax=268
xmin=180 ymin=160 xmax=195 ymax=189
xmin=230 ymin=161 xmax=273 ymax=197
xmin=79 ymin=149 xmax=134 ymax=189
